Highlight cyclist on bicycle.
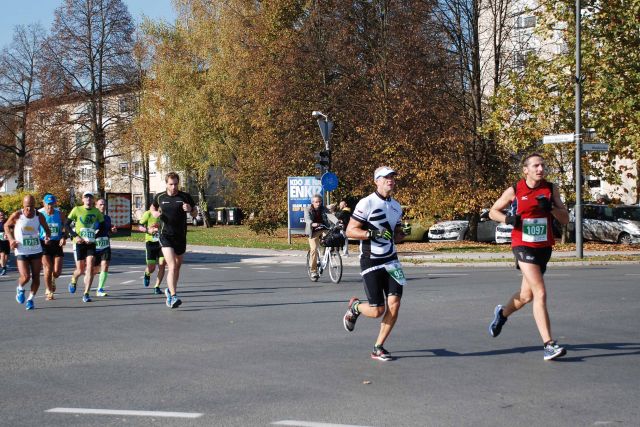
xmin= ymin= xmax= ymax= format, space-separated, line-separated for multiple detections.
xmin=304 ymin=194 xmax=337 ymax=280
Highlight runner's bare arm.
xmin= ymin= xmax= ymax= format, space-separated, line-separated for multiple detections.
xmin=489 ymin=187 xmax=516 ymax=223
xmin=550 ymin=185 xmax=569 ymax=225
xmin=346 ymin=217 xmax=370 ymax=240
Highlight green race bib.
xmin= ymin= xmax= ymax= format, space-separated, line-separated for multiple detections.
xmin=522 ymin=218 xmax=548 ymax=243
xmin=49 ymin=223 xmax=60 ymax=237
xmin=22 ymin=237 xmax=40 ymax=248
xmin=0 ymin=232 xmax=4 ymax=240
xmin=384 ymin=260 xmax=407 ymax=286
xmin=95 ymin=236 xmax=110 ymax=249
xmin=79 ymin=228 xmax=96 ymax=243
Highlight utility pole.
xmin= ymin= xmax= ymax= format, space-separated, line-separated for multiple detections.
xmin=575 ymin=0 xmax=583 ymax=258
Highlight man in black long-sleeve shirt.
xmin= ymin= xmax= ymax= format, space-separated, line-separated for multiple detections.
xmin=150 ymin=172 xmax=197 ymax=309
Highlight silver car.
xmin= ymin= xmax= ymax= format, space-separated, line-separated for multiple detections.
xmin=428 ymin=212 xmax=513 ymax=243
xmin=572 ymin=204 xmax=640 ymax=244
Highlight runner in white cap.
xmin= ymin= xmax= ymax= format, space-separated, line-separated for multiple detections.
xmin=342 ymin=166 xmax=406 ymax=361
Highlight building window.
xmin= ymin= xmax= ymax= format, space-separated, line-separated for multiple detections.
xmin=516 ymin=15 xmax=536 ymax=29
xmin=119 ymin=162 xmax=129 ymax=175
xmin=133 ymin=195 xmax=143 ymax=210
xmin=133 ymin=161 xmax=142 ymax=177
xmin=149 ymin=159 xmax=157 ymax=175
xmin=588 ymin=179 xmax=601 ymax=189
xmin=119 ymin=96 xmax=137 ymax=113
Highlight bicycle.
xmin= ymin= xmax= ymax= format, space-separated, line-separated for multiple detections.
xmin=306 ymin=225 xmax=344 ymax=283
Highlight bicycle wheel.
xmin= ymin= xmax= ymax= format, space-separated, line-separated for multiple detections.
xmin=306 ymin=250 xmax=318 ymax=282
xmin=328 ymin=248 xmax=343 ymax=283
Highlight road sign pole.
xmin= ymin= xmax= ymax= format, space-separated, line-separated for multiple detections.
xmin=575 ymin=0 xmax=583 ymax=259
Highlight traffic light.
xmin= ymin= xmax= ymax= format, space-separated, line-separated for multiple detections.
xmin=315 ymin=149 xmax=331 ymax=179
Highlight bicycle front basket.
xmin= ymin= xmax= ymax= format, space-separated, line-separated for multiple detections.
xmin=321 ymin=231 xmax=346 ymax=248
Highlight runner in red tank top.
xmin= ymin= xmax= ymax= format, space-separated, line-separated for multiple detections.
xmin=487 ymin=153 xmax=570 ymax=361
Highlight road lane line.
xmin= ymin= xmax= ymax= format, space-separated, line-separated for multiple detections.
xmin=121 ymin=280 xmax=135 ymax=284
xmin=46 ymin=408 xmax=202 ymax=418
xmin=272 ymin=421 xmax=373 ymax=427
xmin=192 ymin=267 xmax=211 ymax=270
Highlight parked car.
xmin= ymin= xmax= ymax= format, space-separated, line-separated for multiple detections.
xmin=401 ymin=214 xmax=430 ymax=242
xmin=569 ymin=203 xmax=640 ymax=244
xmin=187 ymin=207 xmax=204 ymax=226
xmin=428 ymin=210 xmax=513 ymax=243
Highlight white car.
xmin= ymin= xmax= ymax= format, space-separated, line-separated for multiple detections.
xmin=428 ymin=220 xmax=469 ymax=241
xmin=428 ymin=214 xmax=513 ymax=243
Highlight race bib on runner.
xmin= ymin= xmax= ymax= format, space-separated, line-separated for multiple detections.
xmin=522 ymin=217 xmax=548 ymax=243
xmin=79 ymin=227 xmax=96 ymax=243
xmin=151 ymin=232 xmax=159 ymax=242
xmin=48 ymin=223 xmax=60 ymax=237
xmin=22 ymin=237 xmax=40 ymax=248
xmin=384 ymin=260 xmax=407 ymax=286
xmin=0 ymin=232 xmax=4 ymax=240
xmin=95 ymin=236 xmax=110 ymax=250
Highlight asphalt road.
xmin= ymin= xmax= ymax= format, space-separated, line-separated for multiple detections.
xmin=1 ymin=248 xmax=638 ymax=427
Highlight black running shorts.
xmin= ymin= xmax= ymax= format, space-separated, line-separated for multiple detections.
xmin=0 ymin=240 xmax=9 ymax=255
xmin=512 ymin=246 xmax=553 ymax=275
xmin=41 ymin=240 xmax=64 ymax=258
xmin=361 ymin=262 xmax=403 ymax=307
xmin=145 ymin=241 xmax=163 ymax=264
xmin=94 ymin=247 xmax=112 ymax=264
xmin=73 ymin=243 xmax=96 ymax=262
xmin=159 ymin=234 xmax=187 ymax=256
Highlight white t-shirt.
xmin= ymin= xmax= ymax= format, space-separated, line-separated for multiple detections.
xmin=351 ymin=192 xmax=402 ymax=263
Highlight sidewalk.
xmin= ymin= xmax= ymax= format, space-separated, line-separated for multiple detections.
xmin=111 ymin=241 xmax=640 ymax=267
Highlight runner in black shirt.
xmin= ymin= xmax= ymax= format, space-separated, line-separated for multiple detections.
xmin=151 ymin=172 xmax=197 ymax=309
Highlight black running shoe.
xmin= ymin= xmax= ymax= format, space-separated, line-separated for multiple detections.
xmin=489 ymin=304 xmax=508 ymax=337
xmin=371 ymin=345 xmax=392 ymax=361
xmin=343 ymin=297 xmax=360 ymax=332
xmin=543 ymin=341 xmax=566 ymax=361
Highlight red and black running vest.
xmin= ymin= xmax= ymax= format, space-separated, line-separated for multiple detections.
xmin=511 ymin=179 xmax=555 ymax=248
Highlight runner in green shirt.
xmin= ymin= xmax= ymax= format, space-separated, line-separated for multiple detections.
xmin=138 ymin=209 xmax=166 ymax=294
xmin=65 ymin=191 xmax=105 ymax=303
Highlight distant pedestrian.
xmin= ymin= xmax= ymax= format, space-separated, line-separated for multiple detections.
xmin=92 ymin=198 xmax=118 ymax=297
xmin=0 ymin=210 xmax=10 ymax=276
xmin=336 ymin=200 xmax=352 ymax=256
xmin=304 ymin=195 xmax=335 ymax=280
xmin=488 ymin=153 xmax=570 ymax=361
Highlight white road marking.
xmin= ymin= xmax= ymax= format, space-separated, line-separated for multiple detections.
xmin=121 ymin=280 xmax=135 ymax=284
xmin=192 ymin=267 xmax=211 ymax=270
xmin=624 ymin=273 xmax=640 ymax=276
xmin=272 ymin=422 xmax=373 ymax=427
xmin=427 ymin=273 xmax=469 ymax=276
xmin=46 ymin=407 xmax=202 ymax=418
xmin=220 ymin=266 xmax=240 ymax=269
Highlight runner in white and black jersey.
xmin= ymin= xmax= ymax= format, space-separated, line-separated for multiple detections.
xmin=343 ymin=166 xmax=406 ymax=361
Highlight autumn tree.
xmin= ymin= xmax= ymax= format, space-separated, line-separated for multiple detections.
xmin=0 ymin=24 xmax=46 ymax=190
xmin=42 ymin=0 xmax=137 ymax=198
xmin=485 ymin=0 xmax=640 ymax=203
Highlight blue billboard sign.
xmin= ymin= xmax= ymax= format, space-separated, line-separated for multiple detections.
xmin=287 ymin=176 xmax=323 ymax=236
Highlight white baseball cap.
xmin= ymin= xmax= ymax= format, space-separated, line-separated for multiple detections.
xmin=374 ymin=166 xmax=396 ymax=180
xmin=83 ymin=191 xmax=94 ymax=198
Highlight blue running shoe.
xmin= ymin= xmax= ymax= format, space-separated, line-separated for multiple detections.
xmin=165 ymin=288 xmax=171 ymax=307
xmin=25 ymin=299 xmax=35 ymax=310
xmin=143 ymin=274 xmax=150 ymax=288
xmin=0 ymin=266 xmax=6 ymax=276
xmin=489 ymin=304 xmax=508 ymax=337
xmin=82 ymin=293 xmax=92 ymax=303
xmin=68 ymin=282 xmax=76 ymax=294
xmin=543 ymin=341 xmax=567 ymax=361
xmin=16 ymin=287 xmax=25 ymax=304
xmin=170 ymin=295 xmax=182 ymax=309
xmin=154 ymin=286 xmax=162 ymax=295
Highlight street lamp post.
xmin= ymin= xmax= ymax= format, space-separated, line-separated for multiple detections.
xmin=311 ymin=110 xmax=334 ymax=205
xmin=575 ymin=0 xmax=583 ymax=258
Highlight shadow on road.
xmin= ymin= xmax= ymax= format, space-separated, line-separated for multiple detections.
xmin=392 ymin=342 xmax=640 ymax=360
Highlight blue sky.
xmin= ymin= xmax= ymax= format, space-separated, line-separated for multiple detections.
xmin=0 ymin=0 xmax=176 ymax=48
